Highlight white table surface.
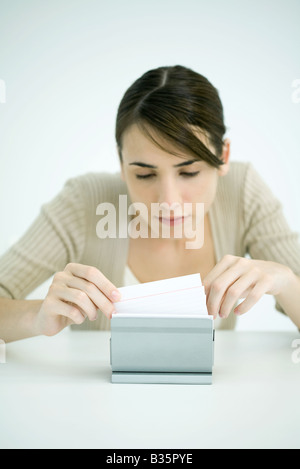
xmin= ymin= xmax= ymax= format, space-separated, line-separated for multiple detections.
xmin=0 ymin=328 xmax=299 ymax=449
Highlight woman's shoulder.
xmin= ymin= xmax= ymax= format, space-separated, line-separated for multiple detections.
xmin=216 ymin=161 xmax=282 ymax=223
xmin=216 ymin=160 xmax=251 ymax=200
xmin=222 ymin=160 xmax=278 ymax=202
xmin=218 ymin=160 xmax=269 ymax=198
xmin=214 ymin=160 xmax=272 ymax=220
xmin=221 ymin=160 xmax=251 ymax=184
xmin=63 ymin=170 xmax=128 ymax=202
xmin=69 ymin=170 xmax=125 ymax=187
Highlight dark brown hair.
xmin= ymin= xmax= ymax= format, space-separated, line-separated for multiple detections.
xmin=115 ymin=65 xmax=226 ymax=168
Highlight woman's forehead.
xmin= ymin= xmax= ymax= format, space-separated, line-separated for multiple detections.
xmin=121 ymin=123 xmax=212 ymax=163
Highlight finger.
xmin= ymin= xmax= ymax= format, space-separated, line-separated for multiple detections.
xmin=55 ymin=285 xmax=98 ymax=322
xmin=49 ymin=298 xmax=86 ymax=325
xmin=219 ymin=270 xmax=259 ymax=318
xmin=203 ymin=255 xmax=239 ymax=295
xmin=65 ymin=275 xmax=116 ymax=319
xmin=206 ymin=259 xmax=250 ymax=317
xmin=65 ymin=263 xmax=122 ymax=302
xmin=234 ymin=280 xmax=268 ymax=315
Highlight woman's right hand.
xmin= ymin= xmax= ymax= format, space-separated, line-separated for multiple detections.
xmin=35 ymin=263 xmax=122 ymax=337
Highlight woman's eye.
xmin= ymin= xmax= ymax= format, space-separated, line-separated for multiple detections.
xmin=180 ymin=171 xmax=200 ymax=178
xmin=135 ymin=174 xmax=155 ymax=179
xmin=135 ymin=172 xmax=200 ymax=180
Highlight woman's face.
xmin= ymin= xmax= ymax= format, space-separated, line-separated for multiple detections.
xmin=120 ymin=124 xmax=230 ymax=240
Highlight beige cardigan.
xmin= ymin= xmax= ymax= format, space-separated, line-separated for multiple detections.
xmin=1 ymin=161 xmax=300 ymax=331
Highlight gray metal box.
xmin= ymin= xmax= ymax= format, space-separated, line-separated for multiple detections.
xmin=110 ymin=315 xmax=214 ymax=384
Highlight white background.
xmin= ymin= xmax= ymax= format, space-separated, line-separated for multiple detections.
xmin=0 ymin=0 xmax=299 ymax=330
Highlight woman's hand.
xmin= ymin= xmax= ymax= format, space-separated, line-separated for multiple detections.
xmin=34 ymin=263 xmax=122 ymax=336
xmin=203 ymin=255 xmax=293 ymax=319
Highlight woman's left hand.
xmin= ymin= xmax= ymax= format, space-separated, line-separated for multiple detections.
xmin=203 ymin=255 xmax=293 ymax=319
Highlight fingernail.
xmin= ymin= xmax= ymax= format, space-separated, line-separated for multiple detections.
xmin=111 ymin=290 xmax=121 ymax=301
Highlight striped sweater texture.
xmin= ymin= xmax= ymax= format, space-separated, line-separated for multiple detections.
xmin=0 ymin=161 xmax=300 ymax=331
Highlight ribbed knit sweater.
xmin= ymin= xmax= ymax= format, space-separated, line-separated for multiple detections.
xmin=0 ymin=161 xmax=299 ymax=331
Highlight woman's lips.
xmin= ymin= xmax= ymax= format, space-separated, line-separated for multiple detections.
xmin=155 ymin=215 xmax=191 ymax=225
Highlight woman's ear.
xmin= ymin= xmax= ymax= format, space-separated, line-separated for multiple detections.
xmin=218 ymin=139 xmax=231 ymax=177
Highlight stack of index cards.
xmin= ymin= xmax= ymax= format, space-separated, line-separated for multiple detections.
xmin=114 ymin=273 xmax=208 ymax=317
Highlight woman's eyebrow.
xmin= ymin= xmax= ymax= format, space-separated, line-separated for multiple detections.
xmin=129 ymin=160 xmax=198 ymax=169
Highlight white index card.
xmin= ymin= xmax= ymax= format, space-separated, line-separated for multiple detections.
xmin=113 ymin=273 xmax=208 ymax=317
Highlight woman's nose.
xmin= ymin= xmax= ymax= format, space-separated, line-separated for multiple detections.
xmin=157 ymin=179 xmax=182 ymax=210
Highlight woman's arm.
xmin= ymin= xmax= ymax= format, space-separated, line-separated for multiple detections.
xmin=202 ymin=163 xmax=300 ymax=328
xmin=0 ymin=175 xmax=87 ymax=304
xmin=203 ymin=255 xmax=300 ymax=329
xmin=0 ymin=176 xmax=87 ymax=342
xmin=0 ymin=263 xmax=122 ymax=343
xmin=0 ymin=298 xmax=43 ymax=342
xmin=275 ymin=271 xmax=300 ymax=329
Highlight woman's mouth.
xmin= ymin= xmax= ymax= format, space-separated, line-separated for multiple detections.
xmin=156 ymin=215 xmax=191 ymax=226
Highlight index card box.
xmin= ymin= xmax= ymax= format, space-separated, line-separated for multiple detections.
xmin=110 ymin=315 xmax=214 ymax=385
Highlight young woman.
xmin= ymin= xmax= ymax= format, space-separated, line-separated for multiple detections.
xmin=1 ymin=65 xmax=300 ymax=342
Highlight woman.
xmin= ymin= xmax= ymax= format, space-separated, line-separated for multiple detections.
xmin=1 ymin=65 xmax=300 ymax=342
